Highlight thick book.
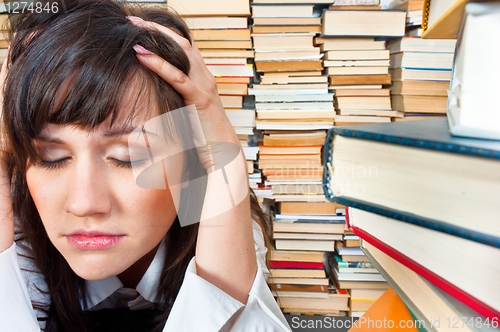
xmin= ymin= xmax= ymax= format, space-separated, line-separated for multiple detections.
xmin=349 ymin=207 xmax=500 ymax=319
xmin=322 ymin=10 xmax=406 ymax=37
xmin=362 ymin=239 xmax=492 ymax=332
xmin=447 ymin=3 xmax=500 ymax=140
xmin=421 ymin=0 xmax=492 ymax=39
xmin=168 ymin=0 xmax=250 ymax=16
xmin=322 ymin=119 xmax=500 ymax=249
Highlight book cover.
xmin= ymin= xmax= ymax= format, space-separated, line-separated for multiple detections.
xmin=322 ymin=118 xmax=500 ymax=249
xmin=354 ymin=224 xmax=500 ymax=319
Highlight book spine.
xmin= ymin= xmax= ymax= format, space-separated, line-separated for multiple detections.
xmin=338 ymin=261 xmax=375 ymax=268
xmin=352 ymin=226 xmax=500 ymax=320
xmin=270 ymin=260 xmax=324 ymax=269
xmin=422 ymin=0 xmax=431 ymax=32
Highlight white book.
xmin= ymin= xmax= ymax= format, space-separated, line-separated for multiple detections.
xmin=448 ymin=3 xmax=500 ymax=140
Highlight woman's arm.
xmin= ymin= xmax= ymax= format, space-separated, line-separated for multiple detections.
xmin=0 ymin=59 xmax=14 ymax=254
xmin=130 ymin=18 xmax=257 ymax=304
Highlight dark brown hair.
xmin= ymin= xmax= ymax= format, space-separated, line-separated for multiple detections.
xmin=3 ymin=1 xmax=269 ymax=331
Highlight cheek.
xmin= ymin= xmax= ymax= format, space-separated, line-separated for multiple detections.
xmin=26 ymin=168 xmax=56 ymax=219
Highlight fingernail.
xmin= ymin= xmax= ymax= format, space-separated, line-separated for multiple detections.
xmin=127 ymin=16 xmax=144 ymax=22
xmin=133 ymin=44 xmax=153 ymax=55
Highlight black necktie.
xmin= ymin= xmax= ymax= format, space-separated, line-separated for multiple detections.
xmin=84 ymin=308 xmax=167 ymax=332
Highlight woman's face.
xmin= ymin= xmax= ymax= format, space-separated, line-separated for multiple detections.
xmin=25 ymin=111 xmax=183 ymax=281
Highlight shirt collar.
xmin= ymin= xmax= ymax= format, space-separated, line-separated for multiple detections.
xmin=82 ymin=237 xmax=167 ymax=310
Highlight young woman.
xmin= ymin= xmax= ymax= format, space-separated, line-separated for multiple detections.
xmin=0 ymin=1 xmax=291 ymax=331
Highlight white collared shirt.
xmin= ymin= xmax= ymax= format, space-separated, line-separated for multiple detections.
xmin=0 ymin=221 xmax=291 ymax=331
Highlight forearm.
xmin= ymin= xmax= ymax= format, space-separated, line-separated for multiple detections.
xmin=195 ymin=149 xmax=257 ymax=304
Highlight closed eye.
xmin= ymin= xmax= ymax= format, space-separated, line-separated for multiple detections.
xmin=36 ymin=158 xmax=71 ymax=170
xmin=108 ymin=158 xmax=148 ymax=169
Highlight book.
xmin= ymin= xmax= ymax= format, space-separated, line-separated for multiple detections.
xmin=254 ymin=49 xmax=321 ymax=61
xmin=362 ymin=240 xmax=490 ymax=332
xmin=391 ymin=80 xmax=449 ymax=96
xmin=322 ymin=10 xmax=406 ymax=37
xmin=390 ymin=52 xmax=454 ymax=70
xmin=326 ymin=66 xmax=388 ymax=76
xmin=273 ymin=221 xmax=346 ymax=234
xmin=329 ymin=74 xmax=391 ymax=85
xmin=322 ymin=119 xmax=500 ymax=248
xmin=336 ymin=96 xmax=391 ymax=110
xmin=331 ymin=0 xmax=380 ymax=5
xmin=207 ymin=65 xmax=254 ymax=77
xmin=337 ymin=109 xmax=403 ymax=117
xmin=255 ymin=60 xmax=322 ymax=72
xmin=323 ymin=60 xmax=390 ymax=67
xmin=350 ymin=207 xmax=500 ymax=319
xmin=191 ymin=28 xmax=251 ymax=40
xmin=391 ymin=95 xmax=447 ymax=113
xmin=263 ymin=131 xmax=326 ymax=146
xmin=200 ymin=49 xmax=254 ymax=58
xmin=273 ymin=232 xmax=342 ymax=241
xmin=421 ymin=0 xmax=490 ymax=39
xmin=447 ymin=3 xmax=500 ymax=140
xmin=252 ymin=25 xmax=322 ymax=33
xmin=275 ymin=239 xmax=337 ymax=252
xmin=251 ymin=5 xmax=314 ymax=18
xmin=270 ymin=268 xmax=326 ymax=278
xmin=316 ymin=37 xmax=385 ymax=51
xmin=388 ymin=37 xmax=457 ymax=53
xmin=252 ymin=33 xmax=316 ymax=50
xmin=276 ymin=287 xmax=350 ymax=311
xmin=390 ymin=68 xmax=452 ymax=81
xmin=347 ymin=288 xmax=417 ymax=332
xmin=256 ymin=120 xmax=333 ymax=131
xmin=168 ymin=0 xmax=250 ymax=16
xmin=252 ymin=0 xmax=333 ymax=3
xmin=270 ymin=249 xmax=324 ymax=263
xmin=324 ymin=49 xmax=390 ymax=61
xmin=195 ymin=40 xmax=252 ymax=49
xmin=278 ymin=201 xmax=341 ymax=215
xmin=184 ymin=17 xmax=248 ymax=29
xmin=270 ymin=260 xmax=324 ymax=269
xmin=270 ymin=284 xmax=329 ymax=298
xmin=268 ymin=277 xmax=330 ymax=286
xmin=333 ymin=88 xmax=390 ymax=97
xmin=253 ymin=17 xmax=321 ymax=26
xmin=260 ymin=76 xmax=327 ymax=85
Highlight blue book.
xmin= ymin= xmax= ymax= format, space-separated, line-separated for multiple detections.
xmin=322 ymin=119 xmax=500 ymax=249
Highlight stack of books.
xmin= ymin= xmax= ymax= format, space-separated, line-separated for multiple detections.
xmin=328 ymin=232 xmax=388 ymax=317
xmin=388 ymin=0 xmax=425 ymax=31
xmin=168 ymin=0 xmax=260 ymax=181
xmin=0 ymin=11 xmax=9 ymax=66
xmin=250 ymin=1 xmax=335 ymax=201
xmin=388 ymin=37 xmax=456 ymax=121
xmin=269 ymin=201 xmax=351 ymax=316
xmin=323 ymin=119 xmax=500 ymax=323
xmin=319 ymin=5 xmax=406 ymax=125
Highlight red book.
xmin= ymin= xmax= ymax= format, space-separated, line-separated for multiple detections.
xmin=270 ymin=260 xmax=324 ymax=270
xmin=352 ymin=226 xmax=500 ymax=320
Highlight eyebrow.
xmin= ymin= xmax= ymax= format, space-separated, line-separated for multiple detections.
xmin=35 ymin=125 xmax=159 ymax=143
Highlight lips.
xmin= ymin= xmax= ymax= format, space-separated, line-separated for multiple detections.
xmin=67 ymin=231 xmax=124 ymax=250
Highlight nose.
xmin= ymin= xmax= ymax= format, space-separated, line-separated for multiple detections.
xmin=64 ymin=157 xmax=112 ymax=217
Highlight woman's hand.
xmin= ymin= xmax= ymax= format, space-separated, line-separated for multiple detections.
xmin=129 ymin=17 xmax=240 ymax=171
xmin=129 ymin=17 xmax=256 ymax=304
xmin=0 ymin=60 xmax=14 ymax=253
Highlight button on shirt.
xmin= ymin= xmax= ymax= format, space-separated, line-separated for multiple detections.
xmin=0 ymin=221 xmax=291 ymax=332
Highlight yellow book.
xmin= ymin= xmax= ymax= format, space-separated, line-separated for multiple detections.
xmin=422 ymin=0 xmax=495 ymax=39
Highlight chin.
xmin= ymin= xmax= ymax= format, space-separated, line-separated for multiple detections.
xmin=64 ymin=253 xmax=132 ymax=281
